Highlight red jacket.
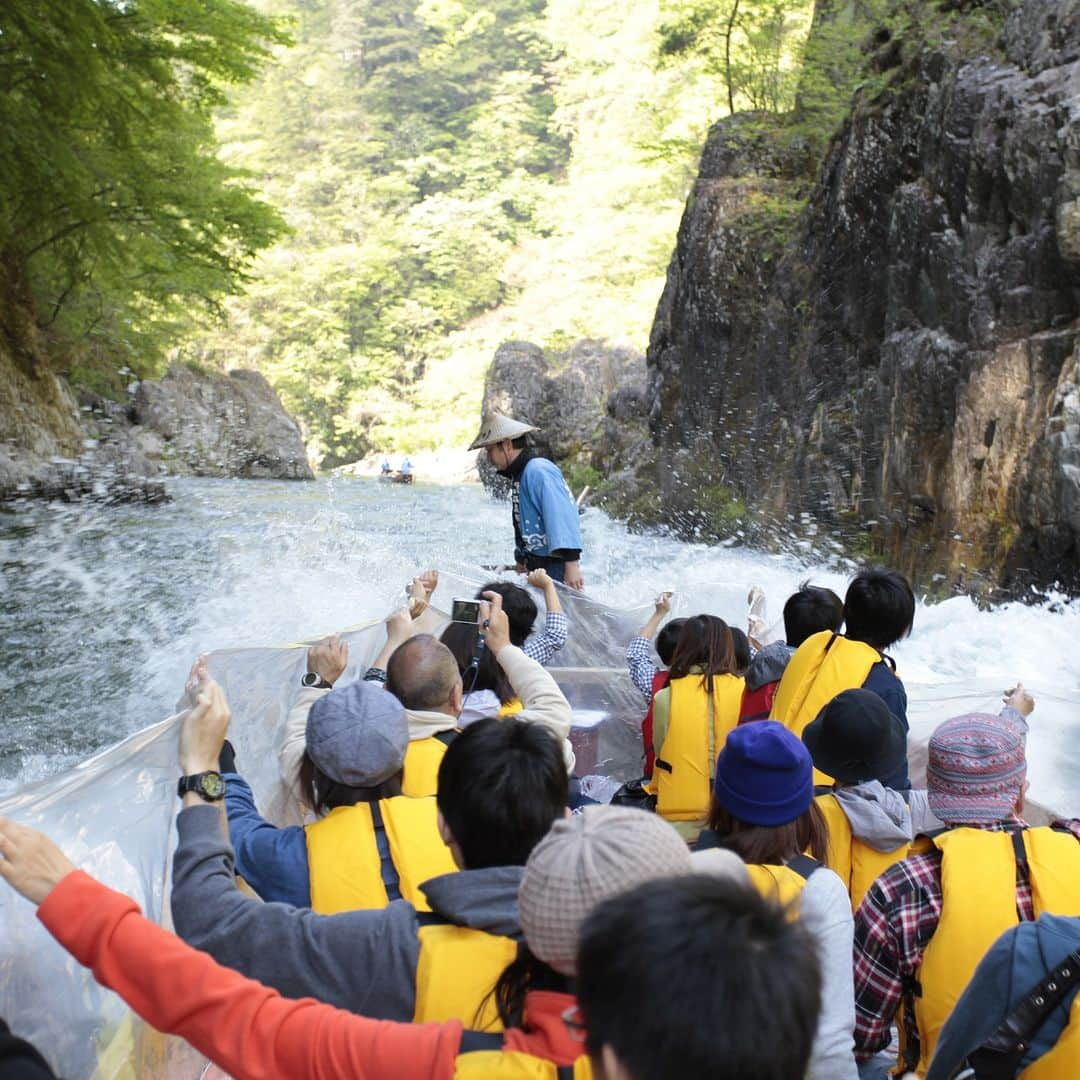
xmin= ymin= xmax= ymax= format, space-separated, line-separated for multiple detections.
xmin=642 ymin=669 xmax=670 ymax=776
xmin=739 ymin=680 xmax=780 ymax=724
xmin=38 ymin=872 xmax=583 ymax=1079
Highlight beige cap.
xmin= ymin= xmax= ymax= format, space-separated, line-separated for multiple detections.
xmin=468 ymin=411 xmax=539 ymax=450
xmin=518 ymin=806 xmax=692 ymax=976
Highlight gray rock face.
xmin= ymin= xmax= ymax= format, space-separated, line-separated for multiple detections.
xmin=641 ymin=0 xmax=1080 ymax=595
xmin=477 ymin=339 xmax=646 ymax=498
xmin=131 ymin=364 xmax=314 ymax=480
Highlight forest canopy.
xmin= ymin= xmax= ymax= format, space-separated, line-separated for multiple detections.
xmin=4 ymin=0 xmax=886 ymax=464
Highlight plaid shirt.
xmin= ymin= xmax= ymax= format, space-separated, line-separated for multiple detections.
xmin=853 ymin=818 xmax=1080 ymax=1063
xmin=625 ymin=635 xmax=658 ymax=700
xmin=523 ymin=610 xmax=568 ymax=666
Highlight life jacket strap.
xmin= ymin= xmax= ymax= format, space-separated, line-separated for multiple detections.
xmin=654 ymin=757 xmax=673 ymax=773
xmin=435 ymin=728 xmax=460 ymax=748
xmin=787 ymin=853 xmax=821 ymax=881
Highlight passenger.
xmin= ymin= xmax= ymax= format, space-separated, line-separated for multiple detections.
xmin=650 ymin=614 xmax=745 ymax=839
xmin=927 ymin=914 xmax=1080 ymax=1080
xmin=442 ymin=569 xmax=567 ymax=726
xmin=740 ymin=582 xmax=843 ymax=723
xmin=170 ymin=657 xmax=570 ymax=1027
xmin=852 ymin=711 xmax=1080 ymax=1079
xmin=696 ymin=720 xmax=859 ymax=1079
xmin=0 ymin=815 xmax=812 ymax=1080
xmin=802 ymin=688 xmax=942 ymax=911
xmin=221 ymin=678 xmax=456 ymax=913
xmin=625 ymin=590 xmax=684 ymax=778
xmin=771 ymin=567 xmax=915 ymax=789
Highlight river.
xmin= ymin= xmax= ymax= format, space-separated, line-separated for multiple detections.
xmin=2 ymin=476 xmax=1079 ymax=810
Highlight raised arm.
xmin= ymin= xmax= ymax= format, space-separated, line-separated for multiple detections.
xmin=0 ymin=820 xmax=459 ymax=1080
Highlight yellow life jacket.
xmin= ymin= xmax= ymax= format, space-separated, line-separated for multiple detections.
xmin=413 ymin=919 xmax=519 ymax=1030
xmin=769 ymin=632 xmax=882 ymax=785
xmin=911 ymin=828 xmax=1080 ymax=1075
xmin=454 ymin=1050 xmax=592 ymax=1079
xmin=745 ymin=854 xmax=820 ymax=911
xmin=499 ymin=697 xmax=523 ymax=717
xmin=1022 ymin=992 xmax=1080 ymax=1079
xmin=655 ymin=672 xmax=745 ymax=822
xmin=305 ymin=796 xmax=457 ymax=915
xmin=815 ymin=792 xmax=912 ymax=912
xmin=402 ymin=729 xmax=458 ymax=797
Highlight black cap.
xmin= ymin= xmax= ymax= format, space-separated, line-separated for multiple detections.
xmin=802 ymin=689 xmax=907 ymax=784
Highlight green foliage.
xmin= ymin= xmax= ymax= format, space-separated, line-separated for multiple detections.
xmin=659 ymin=0 xmax=814 ymax=114
xmin=0 ymin=0 xmax=289 ymax=377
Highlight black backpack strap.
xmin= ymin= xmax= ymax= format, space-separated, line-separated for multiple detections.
xmin=958 ymin=948 xmax=1080 ymax=1079
xmin=787 ymin=854 xmax=821 ymax=881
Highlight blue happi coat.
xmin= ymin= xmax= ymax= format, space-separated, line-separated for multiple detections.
xmin=513 ymin=456 xmax=583 ymax=559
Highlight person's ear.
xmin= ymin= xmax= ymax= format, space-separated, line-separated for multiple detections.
xmin=596 ymin=1044 xmax=633 ymax=1080
xmin=436 ymin=809 xmax=464 ymax=869
xmin=450 ymin=677 xmax=464 ymax=714
xmin=1015 ymin=778 xmax=1029 ymax=816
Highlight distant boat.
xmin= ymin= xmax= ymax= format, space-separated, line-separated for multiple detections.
xmin=379 ymin=471 xmax=414 ymax=485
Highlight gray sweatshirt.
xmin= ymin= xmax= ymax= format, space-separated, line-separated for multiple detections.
xmin=171 ymin=804 xmax=523 ymax=1020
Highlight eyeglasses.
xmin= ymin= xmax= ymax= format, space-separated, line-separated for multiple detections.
xmin=561 ymin=1003 xmax=586 ymax=1043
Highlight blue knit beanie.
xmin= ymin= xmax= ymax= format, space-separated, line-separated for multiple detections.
xmin=713 ymin=721 xmax=814 ymax=827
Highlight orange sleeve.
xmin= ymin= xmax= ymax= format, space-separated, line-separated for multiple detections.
xmin=37 ymin=871 xmax=461 ymax=1080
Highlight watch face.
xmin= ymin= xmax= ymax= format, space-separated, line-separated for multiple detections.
xmin=200 ymin=773 xmax=226 ymax=798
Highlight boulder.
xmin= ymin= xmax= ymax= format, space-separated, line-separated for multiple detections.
xmin=131 ymin=364 xmax=314 ymax=480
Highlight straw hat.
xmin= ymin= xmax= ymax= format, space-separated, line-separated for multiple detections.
xmin=468 ymin=412 xmax=539 ymax=450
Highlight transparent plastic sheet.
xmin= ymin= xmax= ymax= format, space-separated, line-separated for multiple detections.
xmin=0 ymin=570 xmax=1074 ymax=1077
xmin=0 ymin=571 xmax=648 ymax=1078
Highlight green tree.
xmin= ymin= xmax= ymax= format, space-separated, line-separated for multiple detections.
xmin=0 ymin=0 xmax=290 ymax=374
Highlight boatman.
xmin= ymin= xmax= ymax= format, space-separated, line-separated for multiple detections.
xmin=469 ymin=411 xmax=585 ymax=590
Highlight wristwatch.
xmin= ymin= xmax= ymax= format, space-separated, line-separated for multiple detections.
xmin=177 ymin=771 xmax=226 ymax=802
xmin=301 ymin=672 xmax=332 ymax=689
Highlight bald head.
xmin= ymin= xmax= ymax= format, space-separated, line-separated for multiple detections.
xmin=387 ymin=634 xmax=463 ymax=713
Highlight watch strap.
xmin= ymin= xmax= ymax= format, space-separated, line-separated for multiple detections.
xmin=177 ymin=771 xmax=226 ymax=802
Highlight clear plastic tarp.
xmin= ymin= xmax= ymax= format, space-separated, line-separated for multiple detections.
xmin=0 ymin=569 xmax=1070 ymax=1078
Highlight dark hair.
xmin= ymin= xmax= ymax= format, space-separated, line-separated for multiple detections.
xmin=843 ymin=567 xmax=915 ymax=650
xmin=729 ymin=627 xmax=751 ymax=674
xmin=440 ymin=621 xmax=513 ymax=704
xmin=511 ymin=434 xmax=529 ymax=450
xmin=705 ymin=800 xmax=828 ymax=864
xmin=783 ymin=583 xmax=844 ymax=648
xmin=476 ymin=582 xmax=538 ymax=646
xmin=655 ymin=617 xmax=686 ymax=666
xmin=386 ymin=635 xmax=461 ymax=710
xmin=668 ymin=614 xmax=737 ymax=693
xmin=488 ymin=942 xmax=571 ymax=1030
xmin=576 ymin=875 xmax=821 ymax=1080
xmin=297 ymin=752 xmax=403 ymax=816
xmin=436 ymin=717 xmax=567 ymax=869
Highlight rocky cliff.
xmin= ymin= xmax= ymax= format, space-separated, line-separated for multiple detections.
xmin=1 ymin=355 xmax=313 ymax=501
xmin=633 ymin=0 xmax=1080 ymax=597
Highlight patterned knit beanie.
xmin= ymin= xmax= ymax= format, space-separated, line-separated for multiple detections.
xmin=926 ymin=713 xmax=1027 ymax=824
xmin=518 ymin=806 xmax=691 ymax=976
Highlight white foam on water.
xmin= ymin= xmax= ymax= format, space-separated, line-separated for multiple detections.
xmin=2 ymin=476 xmax=1078 ymax=810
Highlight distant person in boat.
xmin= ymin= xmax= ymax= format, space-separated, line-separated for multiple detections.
xmin=625 ymin=591 xmax=684 ymax=779
xmin=0 ymin=810 xmax=819 ymax=1080
xmin=852 ymin=708 xmax=1080 ymax=1079
xmin=696 ymin=721 xmax=859 ymax=1079
xmin=218 ymin=672 xmax=458 ymax=914
xmin=399 ymin=457 xmax=412 ymax=477
xmin=170 ymin=673 xmax=570 ymax=1029
xmin=926 ymin=912 xmax=1080 ymax=1080
xmin=381 ymin=457 xmax=392 ymax=475
xmin=740 ymin=582 xmax=844 ymax=723
xmin=649 ymin=614 xmax=746 ymax=841
xmin=441 ymin=569 xmax=567 ymax=726
xmin=771 ymin=567 xmax=915 ymax=789
xmin=469 ymin=411 xmax=585 ymax=591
